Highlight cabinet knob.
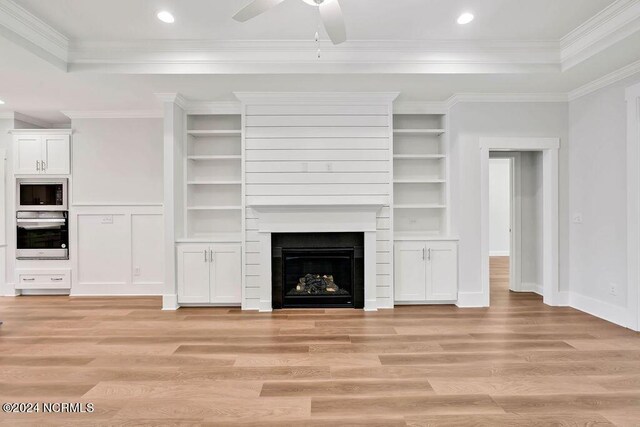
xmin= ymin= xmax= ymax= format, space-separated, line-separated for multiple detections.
xmin=36 ymin=160 xmax=40 ymax=171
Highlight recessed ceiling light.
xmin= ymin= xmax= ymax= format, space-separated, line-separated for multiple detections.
xmin=157 ymin=11 xmax=175 ymax=24
xmin=457 ymin=12 xmax=474 ymax=25
xmin=0 ymin=99 xmax=4 ymax=105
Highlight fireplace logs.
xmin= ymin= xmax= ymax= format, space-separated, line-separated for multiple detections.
xmin=290 ymin=273 xmax=349 ymax=296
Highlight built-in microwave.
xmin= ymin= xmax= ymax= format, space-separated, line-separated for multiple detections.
xmin=16 ymin=178 xmax=68 ymax=211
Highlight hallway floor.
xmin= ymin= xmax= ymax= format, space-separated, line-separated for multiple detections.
xmin=0 ymin=269 xmax=639 ymax=425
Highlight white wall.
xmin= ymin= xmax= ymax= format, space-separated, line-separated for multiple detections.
xmin=69 ymin=118 xmax=165 ymax=295
xmin=520 ymin=151 xmax=543 ymax=291
xmin=72 ymin=118 xmax=163 ymax=204
xmin=449 ymin=102 xmax=570 ymax=304
xmin=569 ymin=75 xmax=640 ymax=321
xmin=489 ymin=158 xmax=510 ymax=256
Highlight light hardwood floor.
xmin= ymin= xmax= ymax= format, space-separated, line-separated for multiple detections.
xmin=0 ymin=257 xmax=638 ymax=426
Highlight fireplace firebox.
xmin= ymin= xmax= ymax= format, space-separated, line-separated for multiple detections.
xmin=272 ymin=233 xmax=364 ymax=309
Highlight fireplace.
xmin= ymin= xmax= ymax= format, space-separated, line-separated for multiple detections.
xmin=272 ymin=232 xmax=364 ymax=309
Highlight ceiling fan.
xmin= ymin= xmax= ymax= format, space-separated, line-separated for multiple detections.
xmin=233 ymin=0 xmax=347 ymax=45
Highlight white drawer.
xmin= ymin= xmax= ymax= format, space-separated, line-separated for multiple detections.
xmin=16 ymin=269 xmax=71 ymax=290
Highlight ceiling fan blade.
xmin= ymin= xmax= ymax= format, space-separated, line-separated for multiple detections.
xmin=233 ymin=0 xmax=286 ymax=22
xmin=319 ymin=0 xmax=346 ymax=45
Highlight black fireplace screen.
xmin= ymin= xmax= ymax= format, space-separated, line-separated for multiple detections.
xmin=272 ymin=233 xmax=364 ymax=309
xmin=284 ymin=249 xmax=353 ymax=300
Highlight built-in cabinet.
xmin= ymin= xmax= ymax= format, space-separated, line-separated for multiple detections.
xmin=392 ymin=112 xmax=458 ymax=303
xmin=394 ymin=240 xmax=458 ymax=302
xmin=393 ymin=114 xmax=448 ymax=238
xmin=184 ymin=114 xmax=242 ymax=241
xmin=173 ymin=111 xmax=244 ymax=306
xmin=176 ymin=243 xmax=242 ymax=304
xmin=13 ymin=133 xmax=71 ymax=175
xmin=162 ymin=99 xmax=459 ymax=309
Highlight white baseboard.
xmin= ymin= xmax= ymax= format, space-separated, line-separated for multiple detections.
xmin=519 ymin=282 xmax=542 ymax=294
xmin=456 ymin=291 xmax=487 ymax=307
xmin=554 ymin=291 xmax=571 ymax=306
xmin=570 ymin=292 xmax=628 ymax=328
xmin=162 ymin=294 xmax=178 ymax=310
xmin=489 ymin=251 xmax=510 ymax=256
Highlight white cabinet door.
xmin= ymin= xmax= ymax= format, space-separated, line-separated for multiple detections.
xmin=427 ymin=242 xmax=458 ymax=301
xmin=42 ymin=135 xmax=70 ymax=175
xmin=14 ymin=135 xmax=42 ymax=174
xmin=177 ymin=244 xmax=210 ymax=304
xmin=394 ymin=241 xmax=427 ymax=301
xmin=210 ymin=244 xmax=242 ymax=304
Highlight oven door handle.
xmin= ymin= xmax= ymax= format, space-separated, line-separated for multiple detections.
xmin=16 ymin=219 xmax=66 ymax=223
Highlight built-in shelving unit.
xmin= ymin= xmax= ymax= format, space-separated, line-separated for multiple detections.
xmin=184 ymin=114 xmax=243 ymax=241
xmin=393 ymin=113 xmax=449 ymax=239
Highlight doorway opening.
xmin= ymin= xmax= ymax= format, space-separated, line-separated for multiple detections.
xmin=480 ymin=138 xmax=562 ymax=307
xmin=489 ymin=151 xmax=546 ymax=306
xmin=489 ymin=156 xmax=516 ymax=304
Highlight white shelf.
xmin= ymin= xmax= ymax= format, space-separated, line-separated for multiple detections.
xmin=187 ymin=130 xmax=241 ymax=136
xmin=394 ymin=204 xmax=447 ymax=209
xmin=187 ymin=181 xmax=242 ymax=185
xmin=187 ymin=155 xmax=241 ymax=160
xmin=394 ymin=129 xmax=445 ymax=136
xmin=393 ymin=154 xmax=445 ymax=159
xmin=187 ymin=206 xmax=243 ymax=211
xmin=394 ymin=179 xmax=445 ymax=184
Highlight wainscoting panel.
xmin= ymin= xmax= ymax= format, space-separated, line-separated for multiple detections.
xmin=71 ymin=205 xmax=164 ymax=295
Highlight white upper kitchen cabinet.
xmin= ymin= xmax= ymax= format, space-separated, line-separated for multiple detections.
xmin=11 ymin=130 xmax=71 ymax=175
xmin=42 ymin=135 xmax=71 ymax=175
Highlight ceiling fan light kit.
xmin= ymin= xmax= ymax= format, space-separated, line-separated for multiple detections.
xmin=233 ymin=0 xmax=347 ymax=47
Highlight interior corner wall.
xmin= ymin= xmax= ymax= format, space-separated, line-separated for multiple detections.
xmin=448 ymin=102 xmax=570 ymax=301
xmin=568 ymin=75 xmax=640 ymax=317
xmin=520 ymin=151 xmax=543 ymax=291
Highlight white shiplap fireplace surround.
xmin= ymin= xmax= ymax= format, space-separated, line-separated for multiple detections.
xmin=161 ymin=92 xmax=417 ymax=311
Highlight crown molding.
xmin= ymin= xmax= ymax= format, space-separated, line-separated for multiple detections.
xmin=568 ymin=58 xmax=640 ymax=101
xmin=67 ymin=39 xmax=560 ymax=75
xmin=62 ymin=110 xmax=163 ymax=119
xmin=561 ymin=0 xmax=640 ymax=70
xmin=234 ymin=92 xmax=400 ymax=105
xmin=446 ymin=93 xmax=569 ymax=109
xmin=0 ymin=0 xmax=68 ymax=70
